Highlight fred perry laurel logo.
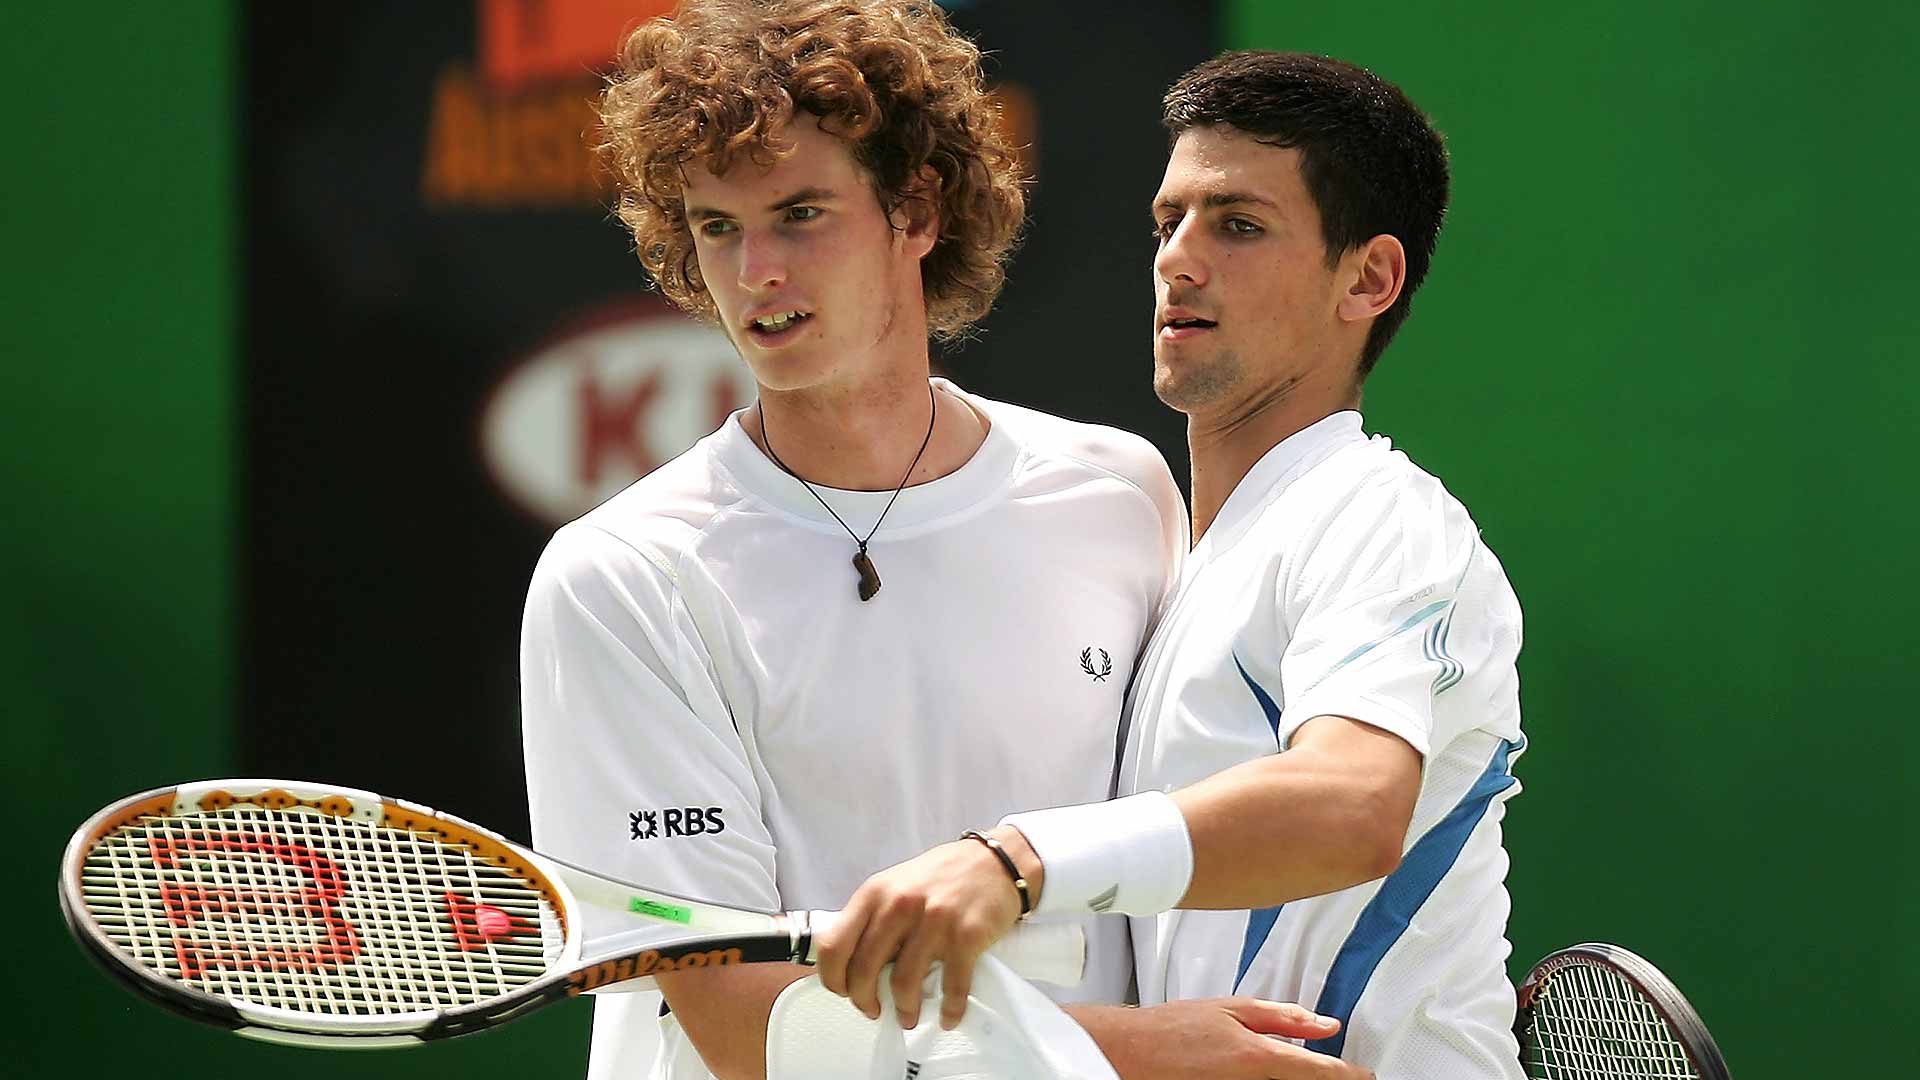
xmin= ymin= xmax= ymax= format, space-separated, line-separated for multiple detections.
xmin=1080 ymin=647 xmax=1113 ymax=682
xmin=1088 ymin=884 xmax=1119 ymax=913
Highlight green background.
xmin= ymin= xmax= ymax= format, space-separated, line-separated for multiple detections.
xmin=10 ymin=2 xmax=1913 ymax=1077
xmin=1227 ymin=1 xmax=1920 ymax=1074
xmin=5 ymin=5 xmax=566 ymax=1077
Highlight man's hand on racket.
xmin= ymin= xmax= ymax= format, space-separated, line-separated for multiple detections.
xmin=816 ymin=825 xmax=1040 ymax=1029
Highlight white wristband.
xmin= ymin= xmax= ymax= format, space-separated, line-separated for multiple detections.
xmin=1000 ymin=791 xmax=1193 ymax=918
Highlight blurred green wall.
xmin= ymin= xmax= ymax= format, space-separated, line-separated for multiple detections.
xmin=7 ymin=3 xmax=232 ymax=1075
xmin=0 ymin=4 xmax=512 ymax=1076
xmin=1226 ymin=2 xmax=1919 ymax=1075
xmin=2 ymin=6 xmax=588 ymax=1075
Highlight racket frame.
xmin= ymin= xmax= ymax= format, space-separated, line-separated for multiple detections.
xmin=61 ymin=779 xmax=1083 ymax=1049
xmin=1514 ymin=941 xmax=1731 ymax=1080
xmin=58 ymin=780 xmax=814 ymax=1048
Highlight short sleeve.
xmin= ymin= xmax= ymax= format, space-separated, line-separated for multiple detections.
xmin=1273 ymin=472 xmax=1520 ymax=758
xmin=1141 ymin=450 xmax=1191 ymax=628
xmin=520 ymin=523 xmax=779 ymax=919
xmin=1073 ymin=420 xmax=1189 ymax=632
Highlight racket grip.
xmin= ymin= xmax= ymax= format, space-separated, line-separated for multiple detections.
xmin=800 ymin=911 xmax=1086 ymax=987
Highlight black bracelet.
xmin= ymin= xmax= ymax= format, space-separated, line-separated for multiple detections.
xmin=959 ymin=829 xmax=1032 ymax=916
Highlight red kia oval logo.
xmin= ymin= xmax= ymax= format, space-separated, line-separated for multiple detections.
xmin=482 ymin=302 xmax=754 ymax=524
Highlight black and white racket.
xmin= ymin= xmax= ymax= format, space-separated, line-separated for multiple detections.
xmin=1514 ymin=942 xmax=1731 ymax=1080
xmin=59 ymin=779 xmax=1085 ymax=1049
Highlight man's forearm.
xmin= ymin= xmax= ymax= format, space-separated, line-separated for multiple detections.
xmin=1066 ymin=1004 xmax=1158 ymax=1079
xmin=657 ymin=963 xmax=813 ymax=1080
xmin=816 ymin=720 xmax=1422 ymax=1056
xmin=1170 ymin=716 xmax=1419 ymax=909
xmin=1065 ymin=999 xmax=1362 ymax=1080
xmin=1000 ymin=716 xmax=1420 ymax=917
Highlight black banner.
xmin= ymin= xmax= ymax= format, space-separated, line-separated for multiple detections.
xmin=243 ymin=0 xmax=1217 ymax=832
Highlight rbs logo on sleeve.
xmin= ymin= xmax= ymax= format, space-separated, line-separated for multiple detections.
xmin=629 ymin=807 xmax=727 ymax=841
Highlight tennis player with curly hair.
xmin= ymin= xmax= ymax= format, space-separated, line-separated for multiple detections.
xmin=521 ymin=4 xmax=1369 ymax=1078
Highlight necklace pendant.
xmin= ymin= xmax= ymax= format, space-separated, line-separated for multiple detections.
xmin=853 ymin=548 xmax=882 ymax=602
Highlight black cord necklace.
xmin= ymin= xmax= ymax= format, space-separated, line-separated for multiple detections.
xmin=759 ymin=383 xmax=937 ymax=602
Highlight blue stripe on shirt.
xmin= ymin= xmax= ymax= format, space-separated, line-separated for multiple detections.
xmin=1230 ymin=657 xmax=1287 ymax=987
xmin=1234 ymin=654 xmax=1282 ymax=743
xmin=1235 ymin=903 xmax=1285 ymax=990
xmin=1307 ymin=599 xmax=1451 ymax=694
xmin=1423 ymin=612 xmax=1463 ymax=695
xmin=1304 ymin=737 xmax=1521 ymax=1058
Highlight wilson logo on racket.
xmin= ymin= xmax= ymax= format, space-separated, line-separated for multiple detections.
xmin=566 ymin=946 xmax=746 ymax=994
xmin=150 ymin=833 xmax=363 ymax=978
xmin=629 ymin=806 xmax=726 ymax=840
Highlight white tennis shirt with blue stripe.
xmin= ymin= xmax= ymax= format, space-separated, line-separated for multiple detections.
xmin=1119 ymin=410 xmax=1527 ymax=1079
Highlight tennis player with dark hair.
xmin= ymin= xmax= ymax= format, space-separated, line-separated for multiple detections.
xmin=521 ymin=8 xmax=1364 ymax=1079
xmin=825 ymin=50 xmax=1529 ymax=1080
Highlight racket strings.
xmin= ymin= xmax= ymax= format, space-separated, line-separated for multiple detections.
xmin=1519 ymin=962 xmax=1698 ymax=1080
xmin=78 ymin=805 xmax=566 ymax=1015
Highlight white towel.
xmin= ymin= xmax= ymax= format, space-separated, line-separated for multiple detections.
xmin=766 ymin=957 xmax=1120 ymax=1080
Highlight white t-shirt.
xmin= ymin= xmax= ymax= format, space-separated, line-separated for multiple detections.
xmin=1120 ymin=411 xmax=1526 ymax=1080
xmin=522 ymin=379 xmax=1186 ymax=1078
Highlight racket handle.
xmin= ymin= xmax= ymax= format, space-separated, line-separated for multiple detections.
xmin=800 ymin=911 xmax=1086 ymax=987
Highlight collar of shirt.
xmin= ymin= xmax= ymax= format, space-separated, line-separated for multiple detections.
xmin=1192 ymin=410 xmax=1370 ymax=564
xmin=709 ymin=377 xmax=1021 ymax=534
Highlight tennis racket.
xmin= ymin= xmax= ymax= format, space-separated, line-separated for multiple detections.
xmin=59 ymin=779 xmax=1086 ymax=1050
xmin=1514 ymin=942 xmax=1731 ymax=1080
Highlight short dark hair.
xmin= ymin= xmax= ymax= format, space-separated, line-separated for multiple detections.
xmin=1163 ymin=51 xmax=1449 ymax=377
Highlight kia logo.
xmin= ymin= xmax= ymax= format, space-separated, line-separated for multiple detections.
xmin=481 ymin=302 xmax=755 ymax=524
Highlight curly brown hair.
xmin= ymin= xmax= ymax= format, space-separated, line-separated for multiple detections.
xmin=598 ymin=0 xmax=1027 ymax=339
